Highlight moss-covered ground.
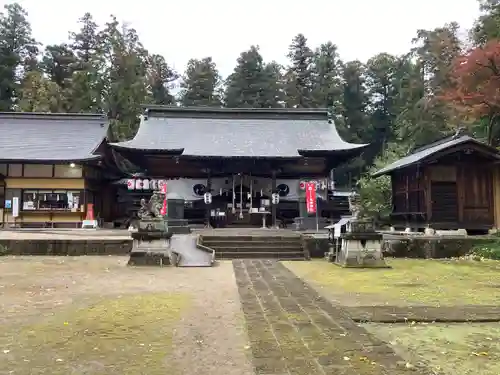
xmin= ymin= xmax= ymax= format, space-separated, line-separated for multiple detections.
xmin=284 ymin=258 xmax=500 ymax=306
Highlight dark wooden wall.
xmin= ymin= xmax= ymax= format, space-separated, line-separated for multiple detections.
xmin=391 ymin=162 xmax=494 ymax=229
xmin=391 ymin=166 xmax=426 ymax=215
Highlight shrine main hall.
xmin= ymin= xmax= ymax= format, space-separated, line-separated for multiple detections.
xmin=0 ymin=106 xmax=367 ymax=229
xmin=107 ymin=106 xmax=367 ymax=229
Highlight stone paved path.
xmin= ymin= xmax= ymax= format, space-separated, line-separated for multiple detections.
xmin=233 ymin=260 xmax=429 ymax=375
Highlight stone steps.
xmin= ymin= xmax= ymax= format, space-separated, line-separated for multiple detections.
xmin=211 ymin=246 xmax=303 ymax=252
xmin=200 ymin=234 xmax=307 ymax=260
xmin=201 ymin=241 xmax=302 ymax=248
xmin=215 ymin=251 xmax=305 ymax=260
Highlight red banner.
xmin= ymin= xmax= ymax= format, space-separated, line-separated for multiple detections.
xmin=160 ymin=183 xmax=167 ymax=216
xmin=305 ymin=182 xmax=317 ymax=214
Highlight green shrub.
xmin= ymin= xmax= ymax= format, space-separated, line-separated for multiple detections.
xmin=0 ymin=244 xmax=9 ymax=256
xmin=358 ymin=143 xmax=407 ymax=219
xmin=471 ymin=241 xmax=500 ymax=260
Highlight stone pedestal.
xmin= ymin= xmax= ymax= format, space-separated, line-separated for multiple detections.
xmin=138 ymin=216 xmax=190 ymax=235
xmin=165 ymin=198 xmax=191 ymax=234
xmin=167 ymin=198 xmax=185 ymax=219
xmin=128 ymin=228 xmax=179 ymax=267
xmin=335 ymin=219 xmax=390 ymax=268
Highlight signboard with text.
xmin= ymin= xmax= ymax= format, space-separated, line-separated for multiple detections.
xmin=305 ymin=182 xmax=317 ymax=214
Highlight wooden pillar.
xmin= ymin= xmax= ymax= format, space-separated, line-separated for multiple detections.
xmin=271 ymin=170 xmax=277 ymax=228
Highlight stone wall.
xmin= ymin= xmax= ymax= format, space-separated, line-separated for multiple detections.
xmin=383 ymin=237 xmax=497 ymax=258
xmin=0 ymin=240 xmax=132 ymax=256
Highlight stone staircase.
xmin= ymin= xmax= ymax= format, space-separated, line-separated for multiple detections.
xmin=199 ymin=231 xmax=307 ymax=260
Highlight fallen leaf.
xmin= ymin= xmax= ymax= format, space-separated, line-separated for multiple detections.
xmin=343 ymin=356 xmax=350 ymax=361
xmin=3 ymin=349 xmax=10 ymax=354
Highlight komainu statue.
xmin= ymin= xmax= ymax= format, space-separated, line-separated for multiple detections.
xmin=137 ymin=191 xmax=165 ymax=220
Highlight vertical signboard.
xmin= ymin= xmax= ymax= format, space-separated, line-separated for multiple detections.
xmin=305 ymin=182 xmax=317 ymax=214
xmin=12 ymin=197 xmax=19 ymax=218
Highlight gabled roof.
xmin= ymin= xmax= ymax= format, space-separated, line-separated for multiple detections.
xmin=110 ymin=106 xmax=368 ymax=158
xmin=372 ymin=135 xmax=500 ymax=177
xmin=0 ymin=112 xmax=108 ymax=162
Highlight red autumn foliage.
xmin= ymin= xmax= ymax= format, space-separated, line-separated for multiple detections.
xmin=443 ymin=40 xmax=500 ymax=144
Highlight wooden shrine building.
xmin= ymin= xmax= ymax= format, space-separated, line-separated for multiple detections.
xmin=109 ymin=106 xmax=368 ymax=229
xmin=0 ymin=112 xmax=110 ymax=228
xmin=372 ymin=134 xmax=500 ymax=232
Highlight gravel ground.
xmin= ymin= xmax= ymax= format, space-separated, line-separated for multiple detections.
xmin=0 ymin=256 xmax=253 ymax=375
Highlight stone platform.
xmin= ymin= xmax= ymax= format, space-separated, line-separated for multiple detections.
xmin=0 ymin=228 xmax=132 ymax=255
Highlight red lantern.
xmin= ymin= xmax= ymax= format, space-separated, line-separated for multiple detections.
xmin=127 ymin=179 xmax=135 ymax=190
xmin=299 ymin=181 xmax=306 ymax=190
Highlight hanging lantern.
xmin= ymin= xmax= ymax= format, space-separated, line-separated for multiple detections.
xmin=150 ymin=179 xmax=158 ymax=190
xmin=299 ymin=181 xmax=306 ymax=190
xmin=135 ymin=179 xmax=143 ymax=190
xmin=127 ymin=179 xmax=135 ymax=190
xmin=143 ymin=179 xmax=150 ymax=190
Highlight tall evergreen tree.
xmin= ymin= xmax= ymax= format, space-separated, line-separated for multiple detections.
xmin=0 ymin=3 xmax=38 ymax=111
xmin=341 ymin=60 xmax=370 ymax=143
xmin=18 ymin=70 xmax=64 ymax=112
xmin=147 ymin=54 xmax=177 ymax=105
xmin=310 ymin=41 xmax=343 ymax=111
xmin=472 ymin=0 xmax=500 ymax=45
xmin=68 ymin=12 xmax=103 ymax=112
xmin=260 ymin=61 xmax=285 ymax=108
xmin=179 ymin=57 xmax=221 ymax=107
xmin=284 ymin=33 xmax=314 ymax=108
xmin=365 ymin=53 xmax=400 ymax=148
xmin=224 ymin=46 xmax=282 ymax=108
xmin=99 ymin=16 xmax=150 ymax=140
xmin=395 ymin=23 xmax=464 ymax=146
xmin=41 ymin=44 xmax=76 ymax=88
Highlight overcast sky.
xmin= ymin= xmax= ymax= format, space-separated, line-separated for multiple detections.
xmin=5 ymin=0 xmax=482 ymax=78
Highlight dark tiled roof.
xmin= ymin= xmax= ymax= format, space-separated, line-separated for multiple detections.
xmin=372 ymin=135 xmax=500 ymax=177
xmin=111 ymin=106 xmax=367 ymax=158
xmin=0 ymin=112 xmax=108 ymax=161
